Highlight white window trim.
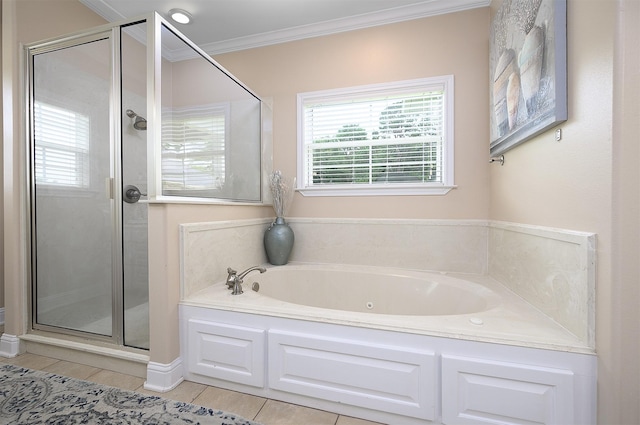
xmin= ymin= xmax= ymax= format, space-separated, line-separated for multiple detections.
xmin=296 ymin=76 xmax=455 ymax=197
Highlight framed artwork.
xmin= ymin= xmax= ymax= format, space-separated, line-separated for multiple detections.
xmin=489 ymin=0 xmax=567 ymax=156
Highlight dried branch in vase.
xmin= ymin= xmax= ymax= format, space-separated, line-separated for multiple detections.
xmin=269 ymin=170 xmax=295 ymax=218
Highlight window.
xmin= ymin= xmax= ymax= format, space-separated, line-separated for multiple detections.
xmin=161 ymin=104 xmax=228 ymax=196
xmin=34 ymin=101 xmax=90 ymax=188
xmin=297 ymin=76 xmax=454 ymax=196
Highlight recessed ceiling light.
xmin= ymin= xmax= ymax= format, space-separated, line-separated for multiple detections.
xmin=169 ymin=9 xmax=192 ymax=25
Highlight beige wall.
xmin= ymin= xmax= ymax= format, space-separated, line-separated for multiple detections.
xmin=488 ymin=0 xmax=634 ymax=423
xmin=14 ymin=0 xmax=105 ymax=42
xmin=215 ymin=8 xmax=491 ymax=220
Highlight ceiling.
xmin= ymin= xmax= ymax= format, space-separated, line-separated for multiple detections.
xmin=79 ymin=0 xmax=489 ymax=56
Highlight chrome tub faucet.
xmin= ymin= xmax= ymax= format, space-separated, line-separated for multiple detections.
xmin=226 ymin=266 xmax=266 ymax=295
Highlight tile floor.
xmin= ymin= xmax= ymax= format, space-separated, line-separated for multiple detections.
xmin=0 ymin=351 xmax=386 ymax=425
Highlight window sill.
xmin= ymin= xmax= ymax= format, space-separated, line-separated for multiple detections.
xmin=297 ymin=185 xmax=457 ymax=197
xmin=146 ymin=195 xmax=268 ymax=206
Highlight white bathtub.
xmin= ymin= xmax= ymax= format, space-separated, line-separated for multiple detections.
xmin=182 ymin=263 xmax=588 ymax=351
xmin=180 ymin=263 xmax=596 ymax=425
xmin=251 ymin=265 xmax=500 ymax=316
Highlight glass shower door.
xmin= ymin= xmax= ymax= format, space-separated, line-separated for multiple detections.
xmin=31 ymin=33 xmax=116 ymax=338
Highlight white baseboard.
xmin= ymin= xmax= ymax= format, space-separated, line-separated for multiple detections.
xmin=144 ymin=357 xmax=184 ymax=392
xmin=0 ymin=334 xmax=21 ymax=358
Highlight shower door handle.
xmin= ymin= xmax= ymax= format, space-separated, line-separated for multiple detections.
xmin=123 ymin=185 xmax=147 ymax=203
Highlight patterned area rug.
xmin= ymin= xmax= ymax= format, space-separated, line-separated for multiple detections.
xmin=0 ymin=364 xmax=262 ymax=425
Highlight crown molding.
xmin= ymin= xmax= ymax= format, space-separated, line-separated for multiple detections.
xmin=201 ymin=0 xmax=490 ymax=55
xmin=79 ymin=0 xmax=127 ymax=21
xmin=80 ymin=0 xmax=489 ymax=60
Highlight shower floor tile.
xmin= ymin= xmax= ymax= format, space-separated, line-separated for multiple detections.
xmin=33 ymin=300 xmax=150 ymax=350
xmin=37 ymin=294 xmax=112 ymax=334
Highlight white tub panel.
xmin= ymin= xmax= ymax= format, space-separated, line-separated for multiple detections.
xmin=186 ymin=319 xmax=265 ymax=387
xmin=268 ymin=329 xmax=436 ymax=420
xmin=441 ymin=354 xmax=575 ymax=425
xmin=179 ymin=305 xmax=597 ymax=425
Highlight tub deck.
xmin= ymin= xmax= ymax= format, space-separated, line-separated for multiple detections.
xmin=181 ymin=265 xmax=592 ymax=354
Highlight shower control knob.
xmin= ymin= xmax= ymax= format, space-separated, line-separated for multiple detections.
xmin=123 ymin=185 xmax=147 ymax=203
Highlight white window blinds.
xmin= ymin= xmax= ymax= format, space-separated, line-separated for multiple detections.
xmin=298 ymin=76 xmax=454 ymax=196
xmin=34 ymin=102 xmax=90 ymax=188
xmin=161 ymin=104 xmax=228 ymax=195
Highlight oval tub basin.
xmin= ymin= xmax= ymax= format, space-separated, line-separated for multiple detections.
xmin=249 ymin=265 xmax=499 ymax=316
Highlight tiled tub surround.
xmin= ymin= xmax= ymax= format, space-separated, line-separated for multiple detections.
xmin=181 ymin=218 xmax=595 ymax=349
xmin=287 ymin=219 xmax=488 ymax=274
xmin=181 ymin=219 xmax=489 ymax=298
xmin=180 ymin=219 xmax=270 ymax=299
xmin=489 ymin=222 xmax=596 ymax=348
xmin=179 ymin=219 xmax=597 ymax=424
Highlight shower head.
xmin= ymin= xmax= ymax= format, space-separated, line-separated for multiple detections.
xmin=126 ymin=109 xmax=147 ymax=131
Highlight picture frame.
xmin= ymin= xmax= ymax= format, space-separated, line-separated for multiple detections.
xmin=489 ymin=0 xmax=567 ymax=156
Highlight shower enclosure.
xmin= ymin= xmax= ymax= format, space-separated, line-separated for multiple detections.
xmin=26 ymin=14 xmax=264 ymax=350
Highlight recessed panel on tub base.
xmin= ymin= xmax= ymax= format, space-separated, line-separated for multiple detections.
xmin=268 ymin=329 xmax=436 ymax=421
xmin=186 ymin=319 xmax=265 ymax=387
xmin=441 ymin=354 xmax=575 ymax=424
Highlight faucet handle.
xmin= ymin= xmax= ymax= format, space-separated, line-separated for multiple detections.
xmin=226 ymin=267 xmax=238 ymax=289
xmin=232 ymin=279 xmax=243 ymax=295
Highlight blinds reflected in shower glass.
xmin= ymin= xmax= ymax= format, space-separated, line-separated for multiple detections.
xmin=162 ymin=104 xmax=227 ymax=193
xmin=33 ymin=101 xmax=90 ymax=188
xmin=160 ymin=24 xmax=262 ymax=201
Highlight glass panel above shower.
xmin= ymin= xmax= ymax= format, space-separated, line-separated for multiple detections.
xmin=159 ymin=24 xmax=262 ymax=202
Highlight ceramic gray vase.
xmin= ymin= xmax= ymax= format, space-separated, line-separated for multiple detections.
xmin=264 ymin=217 xmax=294 ymax=265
